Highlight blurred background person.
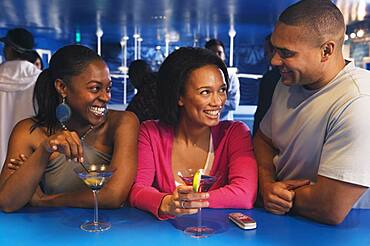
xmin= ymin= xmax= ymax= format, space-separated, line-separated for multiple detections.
xmin=29 ymin=50 xmax=44 ymax=70
xmin=126 ymin=59 xmax=159 ymax=123
xmin=205 ymin=39 xmax=240 ymax=120
xmin=253 ymin=34 xmax=280 ymax=135
xmin=0 ymin=28 xmax=41 ymax=171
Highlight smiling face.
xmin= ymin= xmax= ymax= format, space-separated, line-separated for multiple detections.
xmin=271 ymin=22 xmax=326 ymax=89
xmin=178 ymin=64 xmax=227 ymax=128
xmin=61 ymin=59 xmax=112 ymax=127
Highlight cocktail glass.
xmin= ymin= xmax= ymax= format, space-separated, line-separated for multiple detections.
xmin=178 ymin=168 xmax=216 ymax=238
xmin=74 ymin=164 xmax=114 ymax=232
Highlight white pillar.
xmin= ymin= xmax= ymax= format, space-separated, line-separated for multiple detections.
xmin=228 ymin=28 xmax=236 ymax=67
xmin=120 ymin=36 xmax=129 ymax=104
xmin=96 ymin=28 xmax=103 ymax=56
xmin=133 ymin=33 xmax=140 ymax=60
xmin=138 ymin=37 xmax=143 ymax=59
xmin=165 ymin=34 xmax=170 ymax=57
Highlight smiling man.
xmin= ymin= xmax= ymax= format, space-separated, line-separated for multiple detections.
xmin=254 ymin=0 xmax=370 ymax=225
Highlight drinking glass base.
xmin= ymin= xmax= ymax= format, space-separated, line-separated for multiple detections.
xmin=81 ymin=221 xmax=111 ymax=232
xmin=184 ymin=226 xmax=214 ymax=238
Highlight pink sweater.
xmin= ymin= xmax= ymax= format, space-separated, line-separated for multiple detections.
xmin=129 ymin=120 xmax=257 ymax=219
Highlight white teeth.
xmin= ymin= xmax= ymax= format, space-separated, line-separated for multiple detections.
xmin=205 ymin=110 xmax=220 ymax=116
xmin=90 ymin=106 xmax=106 ymax=116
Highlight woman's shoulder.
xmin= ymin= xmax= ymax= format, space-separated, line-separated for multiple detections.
xmin=212 ymin=121 xmax=252 ymax=148
xmin=98 ymin=110 xmax=139 ymax=146
xmin=10 ymin=118 xmax=47 ymax=144
xmin=13 ymin=118 xmax=41 ymax=133
xmin=139 ymin=120 xmax=174 ymax=138
xmin=213 ymin=120 xmax=251 ymax=139
xmin=217 ymin=120 xmax=249 ymax=132
xmin=141 ymin=119 xmax=159 ymax=128
xmin=106 ymin=110 xmax=139 ymax=128
xmin=141 ymin=120 xmax=171 ymax=132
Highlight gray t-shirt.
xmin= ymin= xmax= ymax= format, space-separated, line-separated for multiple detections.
xmin=260 ymin=61 xmax=370 ymax=208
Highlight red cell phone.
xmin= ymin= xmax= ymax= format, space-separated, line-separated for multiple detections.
xmin=229 ymin=212 xmax=257 ymax=230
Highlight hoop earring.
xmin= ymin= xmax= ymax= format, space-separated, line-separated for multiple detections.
xmin=56 ymin=97 xmax=72 ymax=126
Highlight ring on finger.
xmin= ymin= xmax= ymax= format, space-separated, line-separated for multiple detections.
xmin=180 ymin=200 xmax=186 ymax=209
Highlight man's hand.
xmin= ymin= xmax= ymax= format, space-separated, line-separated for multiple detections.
xmin=262 ymin=179 xmax=310 ymax=214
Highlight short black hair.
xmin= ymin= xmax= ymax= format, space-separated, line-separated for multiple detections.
xmin=279 ymin=0 xmax=345 ymax=46
xmin=128 ymin=59 xmax=152 ymax=90
xmin=205 ymin=38 xmax=225 ymax=51
xmin=157 ymin=47 xmax=229 ymax=126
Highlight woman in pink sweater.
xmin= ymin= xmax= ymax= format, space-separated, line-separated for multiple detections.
xmin=129 ymin=47 xmax=257 ymax=219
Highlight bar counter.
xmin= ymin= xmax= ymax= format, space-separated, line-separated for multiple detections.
xmin=0 ymin=207 xmax=369 ymax=245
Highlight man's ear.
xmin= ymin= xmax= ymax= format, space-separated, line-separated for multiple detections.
xmin=321 ymin=41 xmax=335 ymax=62
xmin=54 ymin=79 xmax=67 ymax=98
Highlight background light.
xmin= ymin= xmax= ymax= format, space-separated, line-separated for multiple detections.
xmin=75 ymin=30 xmax=81 ymax=43
xmin=356 ymin=29 xmax=365 ymax=38
xmin=96 ymin=28 xmax=103 ymax=37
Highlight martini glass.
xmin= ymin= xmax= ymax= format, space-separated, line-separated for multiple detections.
xmin=75 ymin=164 xmax=114 ymax=232
xmin=178 ymin=168 xmax=216 ymax=238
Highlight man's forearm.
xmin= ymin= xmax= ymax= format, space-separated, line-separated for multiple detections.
xmin=291 ymin=184 xmax=330 ymax=223
xmin=253 ymin=130 xmax=277 ymax=192
xmin=292 ymin=176 xmax=367 ymax=225
xmin=292 ymin=184 xmax=349 ymax=225
xmin=258 ymin=166 xmax=276 ymax=191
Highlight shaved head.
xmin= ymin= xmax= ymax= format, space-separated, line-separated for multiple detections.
xmin=279 ymin=0 xmax=345 ymax=47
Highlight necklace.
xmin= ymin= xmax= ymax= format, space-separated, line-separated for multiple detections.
xmin=60 ymin=122 xmax=94 ymax=142
xmin=80 ymin=125 xmax=94 ymax=142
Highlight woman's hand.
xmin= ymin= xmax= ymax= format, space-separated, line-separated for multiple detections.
xmin=41 ymin=130 xmax=84 ymax=162
xmin=159 ymin=185 xmax=209 ymax=217
xmin=8 ymin=154 xmax=28 ymax=172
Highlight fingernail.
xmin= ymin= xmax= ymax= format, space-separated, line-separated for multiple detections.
xmin=73 ymin=158 xmax=78 ymax=162
xmin=20 ymin=154 xmax=25 ymax=157
xmin=10 ymin=158 xmax=15 ymax=162
xmin=80 ymin=157 xmax=84 ymax=163
xmin=68 ymin=159 xmax=72 ymax=162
